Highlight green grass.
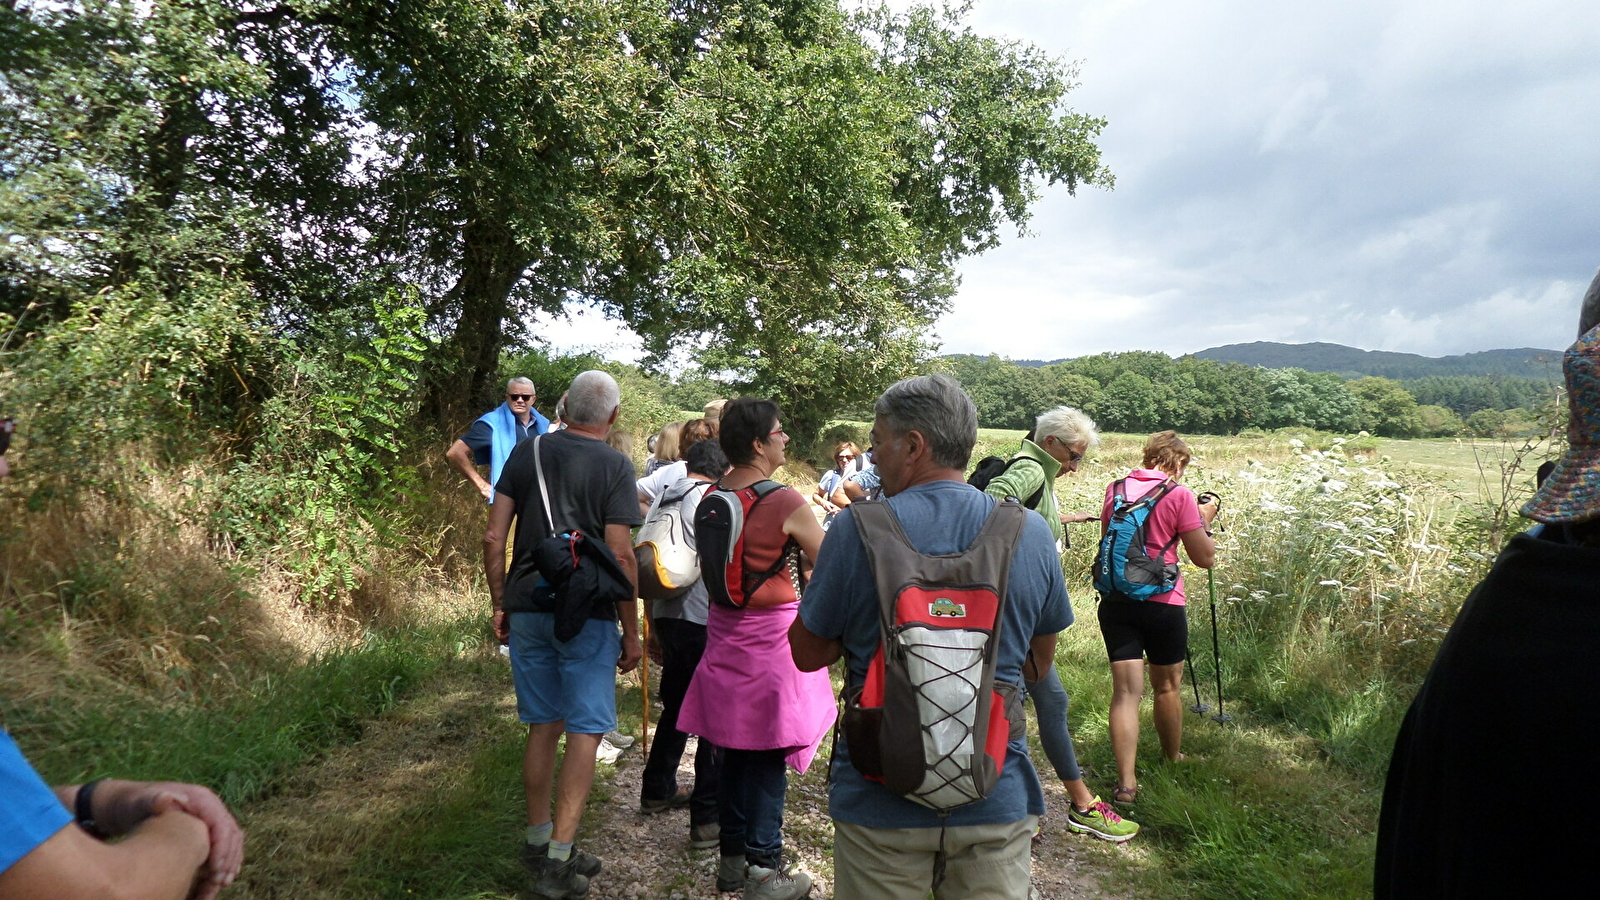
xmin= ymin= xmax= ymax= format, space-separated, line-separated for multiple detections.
xmin=1050 ymin=605 xmax=1381 ymax=900
xmin=9 ymin=618 xmax=487 ymax=804
xmin=346 ymin=709 xmax=530 ymax=899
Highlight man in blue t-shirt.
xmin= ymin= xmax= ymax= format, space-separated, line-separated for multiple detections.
xmin=790 ymin=375 xmax=1070 ymax=900
xmin=0 ymin=729 xmax=243 ymax=900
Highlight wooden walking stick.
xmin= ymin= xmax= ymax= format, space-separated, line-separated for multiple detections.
xmin=640 ymin=612 xmax=652 ymax=755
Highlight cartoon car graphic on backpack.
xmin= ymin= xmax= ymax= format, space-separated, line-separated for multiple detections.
xmin=928 ymin=597 xmax=966 ymax=618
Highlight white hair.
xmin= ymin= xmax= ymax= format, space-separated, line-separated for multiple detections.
xmin=1035 ymin=406 xmax=1100 ymax=448
xmin=564 ymin=371 xmax=620 ymax=427
xmin=506 ymin=376 xmax=535 ymax=394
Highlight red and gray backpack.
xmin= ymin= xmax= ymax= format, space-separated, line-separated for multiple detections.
xmin=840 ymin=499 xmax=1029 ymax=811
xmin=694 ymin=479 xmax=803 ymax=609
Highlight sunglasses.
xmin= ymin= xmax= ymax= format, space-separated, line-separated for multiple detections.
xmin=507 ymin=394 xmax=534 ymax=402
xmin=836 ymin=454 xmax=855 ymax=461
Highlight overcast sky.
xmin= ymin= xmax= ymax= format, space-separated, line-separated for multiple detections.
xmin=542 ymin=0 xmax=1600 ymax=362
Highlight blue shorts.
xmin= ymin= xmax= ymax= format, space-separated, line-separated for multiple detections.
xmin=509 ymin=612 xmax=620 ymax=734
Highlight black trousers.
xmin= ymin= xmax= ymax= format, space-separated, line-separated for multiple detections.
xmin=639 ymin=616 xmax=720 ymax=826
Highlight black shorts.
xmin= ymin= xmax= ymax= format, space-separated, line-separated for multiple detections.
xmin=1098 ymin=598 xmax=1188 ymax=666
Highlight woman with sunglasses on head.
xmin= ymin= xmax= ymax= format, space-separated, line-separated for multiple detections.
xmin=813 ymin=441 xmax=862 ymax=530
xmin=1098 ymin=430 xmax=1216 ymax=808
xmin=982 ymin=407 xmax=1139 ymax=843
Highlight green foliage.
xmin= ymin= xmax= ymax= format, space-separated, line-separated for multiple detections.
xmin=1347 ymin=376 xmax=1422 ymax=437
xmin=1415 ymin=404 xmax=1464 ymax=437
xmin=1405 ymin=374 xmax=1554 ymax=416
xmin=216 ymin=294 xmax=428 ymax=603
xmin=662 ymin=369 xmax=732 ymax=414
xmin=2 ymin=276 xmax=264 ymax=492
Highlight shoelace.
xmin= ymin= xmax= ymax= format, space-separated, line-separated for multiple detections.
xmin=1090 ymin=801 xmax=1124 ymax=823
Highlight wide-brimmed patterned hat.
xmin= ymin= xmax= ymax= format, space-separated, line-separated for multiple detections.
xmin=1523 ymin=322 xmax=1600 ymax=523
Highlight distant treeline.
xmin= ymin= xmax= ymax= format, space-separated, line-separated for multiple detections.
xmin=929 ymin=352 xmax=1561 ymax=438
xmin=1191 ymin=341 xmax=1562 ymax=382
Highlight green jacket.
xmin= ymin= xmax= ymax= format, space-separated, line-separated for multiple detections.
xmin=982 ymin=439 xmax=1061 ymax=543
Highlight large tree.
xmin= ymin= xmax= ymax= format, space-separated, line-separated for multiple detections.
xmin=324 ymin=0 xmax=1109 ymax=432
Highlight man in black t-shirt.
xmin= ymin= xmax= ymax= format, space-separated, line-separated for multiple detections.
xmin=484 ymin=370 xmax=642 ymax=900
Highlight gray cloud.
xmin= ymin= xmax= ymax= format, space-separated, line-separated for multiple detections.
xmin=934 ymin=0 xmax=1600 ymax=360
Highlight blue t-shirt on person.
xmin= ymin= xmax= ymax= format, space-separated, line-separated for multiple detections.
xmin=1 ymin=730 xmax=72 ymax=875
xmin=799 ymin=479 xmax=1072 ymax=829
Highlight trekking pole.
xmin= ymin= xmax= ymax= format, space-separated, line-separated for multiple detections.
xmin=1186 ymin=642 xmax=1209 ymax=714
xmin=1194 ymin=491 xmax=1232 ymax=725
xmin=1206 ymin=566 xmax=1231 ymax=724
xmin=640 ymin=614 xmax=652 ymax=755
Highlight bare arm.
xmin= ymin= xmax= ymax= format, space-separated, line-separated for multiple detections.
xmin=484 ymin=492 xmax=516 ymax=643
xmin=1180 ymin=496 xmax=1219 ymax=569
xmin=0 ymin=792 xmax=212 ymax=900
xmin=1025 ymin=633 xmax=1059 ymax=684
xmin=783 ymin=503 xmax=825 ymax=565
xmin=789 ymin=617 xmax=843 ymax=672
xmin=446 ymin=439 xmax=492 ymax=501
xmin=604 ymin=523 xmax=642 ymax=674
xmin=832 ymin=479 xmax=867 ymax=508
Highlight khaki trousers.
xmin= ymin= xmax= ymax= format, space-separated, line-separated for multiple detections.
xmin=831 ymin=815 xmax=1037 ymax=900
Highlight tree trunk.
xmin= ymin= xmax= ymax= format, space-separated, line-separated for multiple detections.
xmin=425 ymin=218 xmax=530 ymax=426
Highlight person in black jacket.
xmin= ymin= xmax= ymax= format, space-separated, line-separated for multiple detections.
xmin=1375 ymin=269 xmax=1600 ymax=898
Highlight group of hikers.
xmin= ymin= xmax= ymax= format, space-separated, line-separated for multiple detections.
xmin=8 ymin=267 xmax=1600 ymax=900
xmin=457 ymin=368 xmax=1219 ymax=900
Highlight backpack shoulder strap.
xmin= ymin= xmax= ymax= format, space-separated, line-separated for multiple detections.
xmin=1001 ymin=456 xmax=1049 ymax=510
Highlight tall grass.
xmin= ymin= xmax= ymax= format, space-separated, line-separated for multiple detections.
xmin=8 ymin=623 xmax=485 ymax=802
xmin=974 ymin=427 xmax=1495 ymax=898
xmin=0 ymin=445 xmax=494 ymax=802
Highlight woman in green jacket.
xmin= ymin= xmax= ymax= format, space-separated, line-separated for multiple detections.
xmin=983 ymin=406 xmax=1138 ymax=843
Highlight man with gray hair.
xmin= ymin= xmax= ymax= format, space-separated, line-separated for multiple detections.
xmin=485 ymin=370 xmax=642 ymax=900
xmin=789 ymin=374 xmax=1070 ymax=899
xmin=447 ymin=376 xmax=551 ymax=503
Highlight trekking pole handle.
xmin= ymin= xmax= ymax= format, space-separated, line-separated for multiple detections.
xmin=1197 ymin=491 xmax=1223 ymax=533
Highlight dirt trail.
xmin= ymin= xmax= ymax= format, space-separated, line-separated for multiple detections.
xmin=230 ymin=655 xmax=1138 ymax=899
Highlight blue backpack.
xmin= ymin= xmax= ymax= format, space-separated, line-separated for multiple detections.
xmin=1093 ymin=478 xmax=1181 ymax=601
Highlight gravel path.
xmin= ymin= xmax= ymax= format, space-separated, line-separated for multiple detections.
xmin=579 ymin=733 xmax=1135 ymax=900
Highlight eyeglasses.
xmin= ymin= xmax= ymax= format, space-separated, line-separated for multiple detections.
xmin=767 ymin=427 xmax=788 ymax=439
xmin=1046 ymin=435 xmax=1083 ymax=464
xmin=507 ymin=394 xmax=534 ymax=402
xmin=836 ymin=454 xmax=855 ymax=462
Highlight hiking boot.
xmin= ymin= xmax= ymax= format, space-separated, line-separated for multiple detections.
xmin=640 ymin=788 xmax=693 ymax=814
xmin=716 ymin=855 xmax=745 ymax=892
xmin=521 ymin=844 xmax=603 ymax=879
xmin=689 ymin=822 xmax=721 ymax=850
xmin=1065 ymin=797 xmax=1140 ymax=843
xmin=531 ymin=855 xmax=591 ymax=900
xmin=744 ymin=864 xmax=811 ymax=900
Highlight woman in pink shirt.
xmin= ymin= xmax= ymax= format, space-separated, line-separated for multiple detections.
xmin=1097 ymin=431 xmax=1217 ymax=806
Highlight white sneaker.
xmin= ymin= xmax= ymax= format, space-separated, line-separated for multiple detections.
xmin=744 ymin=865 xmax=811 ymax=900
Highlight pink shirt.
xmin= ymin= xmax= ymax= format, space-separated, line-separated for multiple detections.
xmin=1101 ymin=469 xmax=1205 ymax=606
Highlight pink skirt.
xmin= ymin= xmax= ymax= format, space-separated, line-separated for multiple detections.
xmin=678 ymin=601 xmax=836 ymax=773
